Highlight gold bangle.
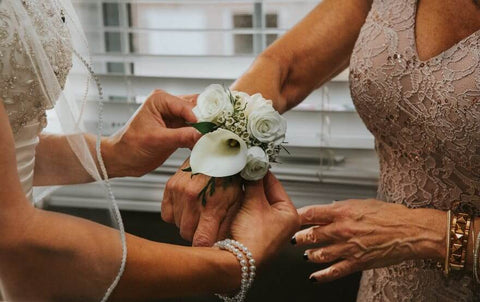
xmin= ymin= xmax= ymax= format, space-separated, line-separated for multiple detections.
xmin=449 ymin=212 xmax=472 ymax=271
xmin=444 ymin=210 xmax=451 ymax=276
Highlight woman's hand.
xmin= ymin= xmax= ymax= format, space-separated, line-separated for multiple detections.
xmin=231 ymin=172 xmax=300 ymax=266
xmin=103 ymin=89 xmax=202 ymax=178
xmin=162 ymin=160 xmax=244 ymax=246
xmin=292 ymin=199 xmax=446 ymax=282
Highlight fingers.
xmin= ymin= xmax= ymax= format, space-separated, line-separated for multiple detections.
xmin=297 ymin=205 xmax=335 ymax=226
xmin=180 ymin=94 xmax=199 ymax=105
xmin=179 ymin=202 xmax=200 ymax=241
xmin=161 ymin=183 xmax=175 ymax=224
xmin=304 ymin=244 xmax=353 ymax=264
xmin=193 ymin=212 xmax=223 ymax=247
xmin=162 ymin=127 xmax=202 ymax=150
xmin=309 ymin=260 xmax=358 ymax=283
xmin=152 ymin=89 xmax=198 ymax=124
xmin=244 ymin=179 xmax=267 ymax=203
xmin=217 ymin=200 xmax=242 ymax=240
xmin=293 ymin=225 xmax=336 ymax=246
xmin=263 ymin=172 xmax=287 ymax=205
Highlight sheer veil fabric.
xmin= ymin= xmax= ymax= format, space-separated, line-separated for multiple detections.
xmin=1 ymin=0 xmax=126 ymax=300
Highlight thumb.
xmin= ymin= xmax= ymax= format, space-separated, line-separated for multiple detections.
xmin=263 ymin=172 xmax=295 ymax=209
xmin=162 ymin=127 xmax=202 ymax=149
xmin=244 ymin=178 xmax=268 ymax=206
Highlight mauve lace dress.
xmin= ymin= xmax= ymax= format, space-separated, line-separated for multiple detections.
xmin=349 ymin=0 xmax=480 ymax=301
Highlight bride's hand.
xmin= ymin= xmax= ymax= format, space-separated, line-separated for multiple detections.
xmin=102 ymin=89 xmax=202 ymax=178
xmin=292 ymin=199 xmax=445 ymax=282
xmin=230 ymin=172 xmax=300 ymax=265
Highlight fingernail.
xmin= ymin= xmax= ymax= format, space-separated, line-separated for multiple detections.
xmin=290 ymin=236 xmax=297 ymax=245
xmin=309 ymin=276 xmax=317 ymax=283
xmin=303 ymin=252 xmax=309 ymax=261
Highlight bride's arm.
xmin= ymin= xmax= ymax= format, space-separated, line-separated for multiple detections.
xmin=232 ymin=0 xmax=373 ymax=112
xmin=33 ymin=90 xmax=202 ymax=186
xmin=1 ymin=101 xmax=299 ymax=301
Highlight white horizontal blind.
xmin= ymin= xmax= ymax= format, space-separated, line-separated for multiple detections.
xmin=70 ymin=0 xmax=378 ymax=185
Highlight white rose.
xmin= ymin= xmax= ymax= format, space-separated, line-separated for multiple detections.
xmin=231 ymin=91 xmax=250 ymax=111
xmin=193 ymin=84 xmax=233 ymax=122
xmin=240 ymin=146 xmax=269 ymax=181
xmin=245 ymin=93 xmax=274 ymax=116
xmin=247 ymin=109 xmax=287 ymax=145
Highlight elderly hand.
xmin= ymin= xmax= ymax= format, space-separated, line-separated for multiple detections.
xmin=103 ymin=89 xmax=202 ymax=178
xmin=162 ymin=160 xmax=243 ymax=246
xmin=292 ymin=199 xmax=445 ymax=282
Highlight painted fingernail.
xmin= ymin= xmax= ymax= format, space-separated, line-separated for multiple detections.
xmin=290 ymin=236 xmax=297 ymax=245
xmin=309 ymin=276 xmax=317 ymax=283
xmin=303 ymin=252 xmax=309 ymax=261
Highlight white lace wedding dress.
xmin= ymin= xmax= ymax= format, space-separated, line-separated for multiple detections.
xmin=0 ymin=1 xmax=126 ymax=301
xmin=0 ymin=0 xmax=72 ymax=201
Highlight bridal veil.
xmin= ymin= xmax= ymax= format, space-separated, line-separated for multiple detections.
xmin=1 ymin=0 xmax=126 ymax=300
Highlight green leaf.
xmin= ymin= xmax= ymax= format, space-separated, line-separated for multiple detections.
xmin=209 ymin=177 xmax=216 ymax=196
xmin=182 ymin=167 xmax=192 ymax=172
xmin=188 ymin=122 xmax=218 ymax=134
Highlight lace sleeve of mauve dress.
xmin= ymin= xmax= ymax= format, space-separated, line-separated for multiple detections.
xmin=349 ymin=0 xmax=480 ymax=301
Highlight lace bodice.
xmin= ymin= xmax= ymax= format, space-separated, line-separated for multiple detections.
xmin=349 ymin=0 xmax=480 ymax=301
xmin=0 ymin=0 xmax=72 ymax=200
xmin=0 ymin=0 xmax=72 ymax=134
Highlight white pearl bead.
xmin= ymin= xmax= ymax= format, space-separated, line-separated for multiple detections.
xmin=249 ymin=266 xmax=256 ymax=272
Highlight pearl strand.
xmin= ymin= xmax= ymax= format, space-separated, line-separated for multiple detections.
xmin=71 ymin=49 xmax=127 ymax=302
xmin=214 ymin=239 xmax=257 ymax=302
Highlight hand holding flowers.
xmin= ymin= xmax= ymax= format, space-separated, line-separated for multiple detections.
xmin=186 ymin=84 xmax=287 ymax=204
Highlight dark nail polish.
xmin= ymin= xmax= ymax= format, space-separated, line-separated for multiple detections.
xmin=290 ymin=236 xmax=297 ymax=245
xmin=303 ymin=252 xmax=309 ymax=261
xmin=309 ymin=276 xmax=317 ymax=283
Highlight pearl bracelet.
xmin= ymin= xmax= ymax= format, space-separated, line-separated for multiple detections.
xmin=214 ymin=239 xmax=256 ymax=302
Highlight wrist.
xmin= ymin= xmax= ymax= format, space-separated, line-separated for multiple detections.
xmin=213 ymin=247 xmax=243 ymax=291
xmin=411 ymin=208 xmax=446 ymax=262
xmin=100 ymin=136 xmax=124 ymax=178
xmin=214 ymin=239 xmax=257 ymax=300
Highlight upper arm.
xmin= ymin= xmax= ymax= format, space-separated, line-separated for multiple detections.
xmin=0 ymin=100 xmax=33 ymax=243
xmin=0 ymin=101 xmax=23 ymax=196
xmin=263 ymin=0 xmax=373 ymax=109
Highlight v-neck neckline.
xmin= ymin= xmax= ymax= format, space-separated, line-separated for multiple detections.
xmin=412 ymin=0 xmax=480 ymax=64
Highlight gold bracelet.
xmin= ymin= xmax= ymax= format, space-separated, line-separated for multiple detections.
xmin=444 ymin=210 xmax=452 ymax=276
xmin=449 ymin=212 xmax=472 ymax=271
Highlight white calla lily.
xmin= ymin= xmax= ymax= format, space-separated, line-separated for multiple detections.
xmin=190 ymin=128 xmax=248 ymax=177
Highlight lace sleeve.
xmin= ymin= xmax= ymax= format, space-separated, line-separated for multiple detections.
xmin=0 ymin=3 xmax=72 ymax=134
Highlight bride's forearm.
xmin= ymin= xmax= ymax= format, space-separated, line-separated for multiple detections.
xmin=0 ymin=205 xmax=241 ymax=301
xmin=112 ymin=236 xmax=241 ymax=300
xmin=34 ymin=133 xmax=121 ymax=186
